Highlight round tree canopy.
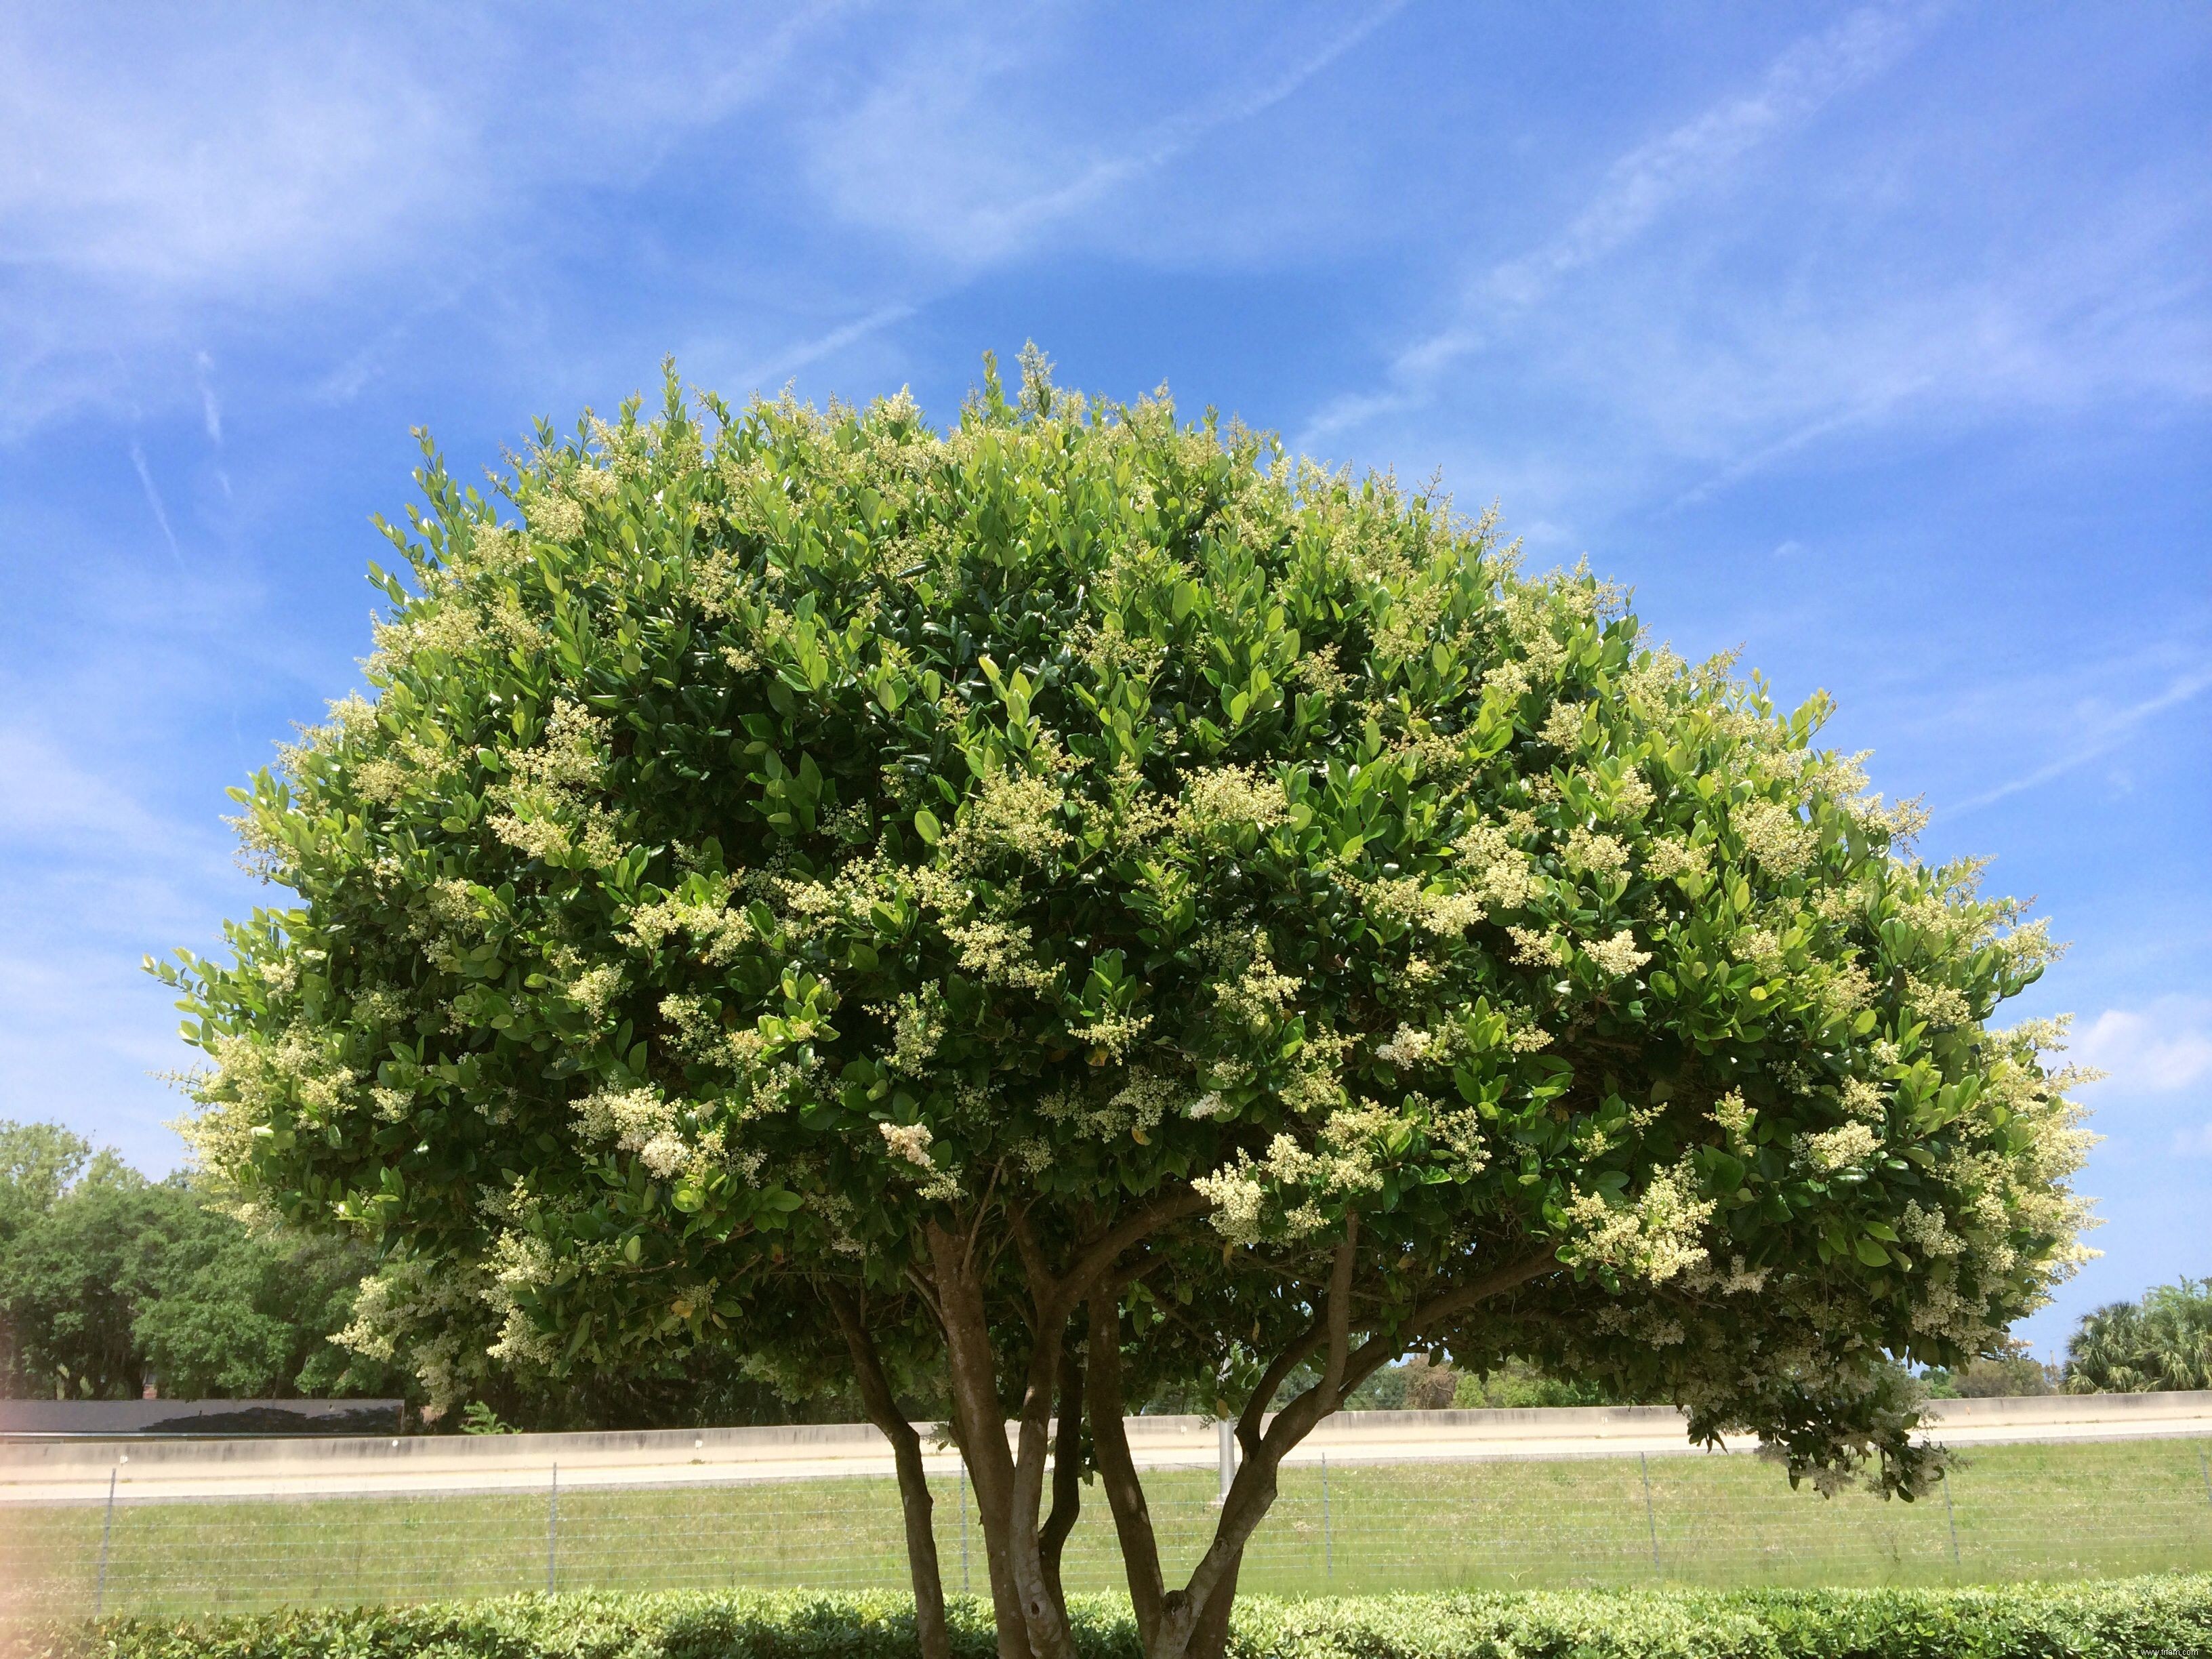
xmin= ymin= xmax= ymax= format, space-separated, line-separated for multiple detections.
xmin=169 ymin=354 xmax=2091 ymax=1509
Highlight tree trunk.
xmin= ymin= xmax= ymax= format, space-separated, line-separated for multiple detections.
xmin=927 ymin=1221 xmax=1044 ymax=1659
xmin=1086 ymin=1289 xmax=1166 ymax=1649
xmin=1002 ymin=1269 xmax=1079 ymax=1659
xmin=1037 ymin=1332 xmax=1084 ymax=1624
xmin=912 ymin=1209 xmax=1540 ymax=1659
xmin=1185 ymin=1546 xmax=1244 ymax=1659
xmin=827 ymin=1283 xmax=952 ymax=1659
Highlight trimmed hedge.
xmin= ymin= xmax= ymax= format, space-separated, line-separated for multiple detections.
xmin=13 ymin=1581 xmax=2212 ymax=1659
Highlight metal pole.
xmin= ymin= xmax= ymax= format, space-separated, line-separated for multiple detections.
xmin=1639 ymin=1453 xmax=1660 ymax=1574
xmin=958 ymin=1459 xmax=969 ymax=1595
xmin=1942 ymin=1467 xmax=1960 ymax=1567
xmin=547 ymin=1462 xmax=560 ymax=1594
xmin=1321 ymin=1452 xmax=1332 ymax=1581
xmin=2199 ymin=1443 xmax=2211 ymax=1511
xmin=94 ymin=1467 xmax=117 ymax=1620
xmin=1217 ymin=1419 xmax=1235 ymax=1503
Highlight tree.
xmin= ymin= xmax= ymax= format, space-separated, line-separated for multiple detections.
xmin=166 ymin=353 xmax=2093 ymax=1659
xmin=129 ymin=1211 xmax=393 ymax=1399
xmin=1919 ymin=1337 xmax=2056 ymax=1398
xmin=0 ymin=1120 xmax=399 ymax=1401
xmin=1452 ymin=1355 xmax=1622 ymax=1408
xmin=0 ymin=1144 xmax=155 ymax=1398
xmin=0 ymin=1120 xmax=92 ymax=1248
xmin=2064 ymin=1276 xmax=2212 ymax=1393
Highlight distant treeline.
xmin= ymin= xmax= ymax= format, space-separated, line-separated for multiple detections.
xmin=5 ymin=1120 xmax=2203 ymax=1427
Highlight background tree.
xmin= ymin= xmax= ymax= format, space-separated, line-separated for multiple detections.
xmin=2063 ymin=1275 xmax=2212 ymax=1393
xmin=0 ymin=1120 xmax=90 ymax=1248
xmin=168 ymin=353 xmax=2093 ymax=1659
xmin=1919 ymin=1338 xmax=2057 ymax=1398
xmin=0 ymin=1119 xmax=399 ymax=1401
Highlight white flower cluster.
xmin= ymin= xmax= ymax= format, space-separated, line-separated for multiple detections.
xmin=574 ymin=1084 xmax=690 ymax=1178
xmin=1362 ymin=875 xmax=1486 ymax=937
xmin=1177 ymin=764 xmax=1292 ymax=840
xmin=1508 ymin=925 xmax=1565 ymax=968
xmin=1582 ymin=930 xmax=1652 ymax=977
xmin=625 ymin=876 xmax=756 ymax=965
xmin=1563 ymin=826 xmax=1630 ymax=877
xmin=1732 ymin=798 xmax=1815 ymax=876
xmin=1643 ymin=838 xmax=1709 ymax=886
xmin=1195 ymin=1104 xmax=1396 ymax=1246
xmin=1212 ymin=937 xmax=1302 ymax=1034
xmin=525 ymin=490 xmax=585 ymax=542
xmin=1452 ymin=822 xmax=1538 ymax=909
xmin=1374 ymin=1024 xmax=1438 ymax=1069
xmin=1561 ymin=1159 xmax=1715 ymax=1284
xmin=880 ymin=1120 xmax=935 ymax=1168
xmin=1797 ymin=1120 xmax=1881 ymax=1173
xmin=954 ymin=769 xmax=1071 ymax=866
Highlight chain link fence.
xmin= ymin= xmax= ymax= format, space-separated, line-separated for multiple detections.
xmin=7 ymin=1434 xmax=2211 ymax=1621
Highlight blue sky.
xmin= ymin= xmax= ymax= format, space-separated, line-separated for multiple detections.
xmin=0 ymin=2 xmax=2204 ymax=1357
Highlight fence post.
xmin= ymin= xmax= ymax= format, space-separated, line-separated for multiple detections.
xmin=1321 ymin=1452 xmax=1332 ymax=1581
xmin=1941 ymin=1467 xmax=1960 ymax=1568
xmin=2199 ymin=1443 xmax=2211 ymax=1512
xmin=958 ymin=1459 xmax=969 ymax=1595
xmin=1216 ymin=1420 xmax=1235 ymax=1504
xmin=1639 ymin=1453 xmax=1660 ymax=1574
xmin=94 ymin=1467 xmax=117 ymax=1620
xmin=547 ymin=1463 xmax=560 ymax=1594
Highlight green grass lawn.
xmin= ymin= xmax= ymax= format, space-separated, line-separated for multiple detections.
xmin=8 ymin=1435 xmax=2211 ymax=1620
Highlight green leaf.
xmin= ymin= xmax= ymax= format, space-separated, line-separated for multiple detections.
xmin=914 ymin=808 xmax=941 ymax=844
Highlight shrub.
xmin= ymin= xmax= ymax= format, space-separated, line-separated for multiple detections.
xmin=16 ymin=1581 xmax=2212 ymax=1659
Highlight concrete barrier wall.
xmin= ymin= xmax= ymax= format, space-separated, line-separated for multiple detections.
xmin=6 ymin=1389 xmax=2207 ymax=1486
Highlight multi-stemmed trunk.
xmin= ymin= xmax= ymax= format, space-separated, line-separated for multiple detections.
xmin=846 ymin=1202 xmax=1553 ymax=1659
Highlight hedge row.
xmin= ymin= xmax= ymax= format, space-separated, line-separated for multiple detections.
xmin=16 ymin=1580 xmax=2212 ymax=1659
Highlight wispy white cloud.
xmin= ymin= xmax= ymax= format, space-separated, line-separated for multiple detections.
xmin=126 ymin=441 xmax=183 ymax=569
xmin=1490 ymin=8 xmax=1920 ymax=310
xmin=0 ymin=4 xmax=846 ymax=436
xmin=966 ymin=4 xmax=1408 ymax=260
xmin=799 ymin=5 xmax=1404 ymax=270
xmin=194 ymin=352 xmax=222 ymax=445
xmin=1302 ymin=6 xmax=1927 ymax=448
xmin=0 ymin=708 xmax=258 ymax=1164
xmin=1292 ymin=2 xmax=2210 ymax=541
xmin=2075 ymin=998 xmax=2212 ymax=1097
xmin=732 ymin=303 xmax=920 ymax=399
xmin=1945 ymin=666 xmax=2212 ymax=817
xmin=0 ymin=720 xmax=222 ymax=867
xmin=716 ymin=6 xmax=1406 ymax=401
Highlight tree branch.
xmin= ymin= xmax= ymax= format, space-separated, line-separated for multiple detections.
xmin=966 ymin=1163 xmax=1008 ymax=1275
xmin=1043 ymin=1189 xmax=1213 ymax=1319
xmin=903 ymin=1261 xmax=945 ymax=1330
xmin=1235 ymin=1316 xmax=1327 ymax=1459
xmin=1317 ymin=1214 xmax=1359 ymax=1403
xmin=1177 ymin=1244 xmax=1561 ymax=1635
xmin=924 ymin=1219 xmax=1031 ymax=1659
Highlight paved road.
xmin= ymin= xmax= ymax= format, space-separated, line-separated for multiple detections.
xmin=6 ymin=1394 xmax=2207 ymax=1507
